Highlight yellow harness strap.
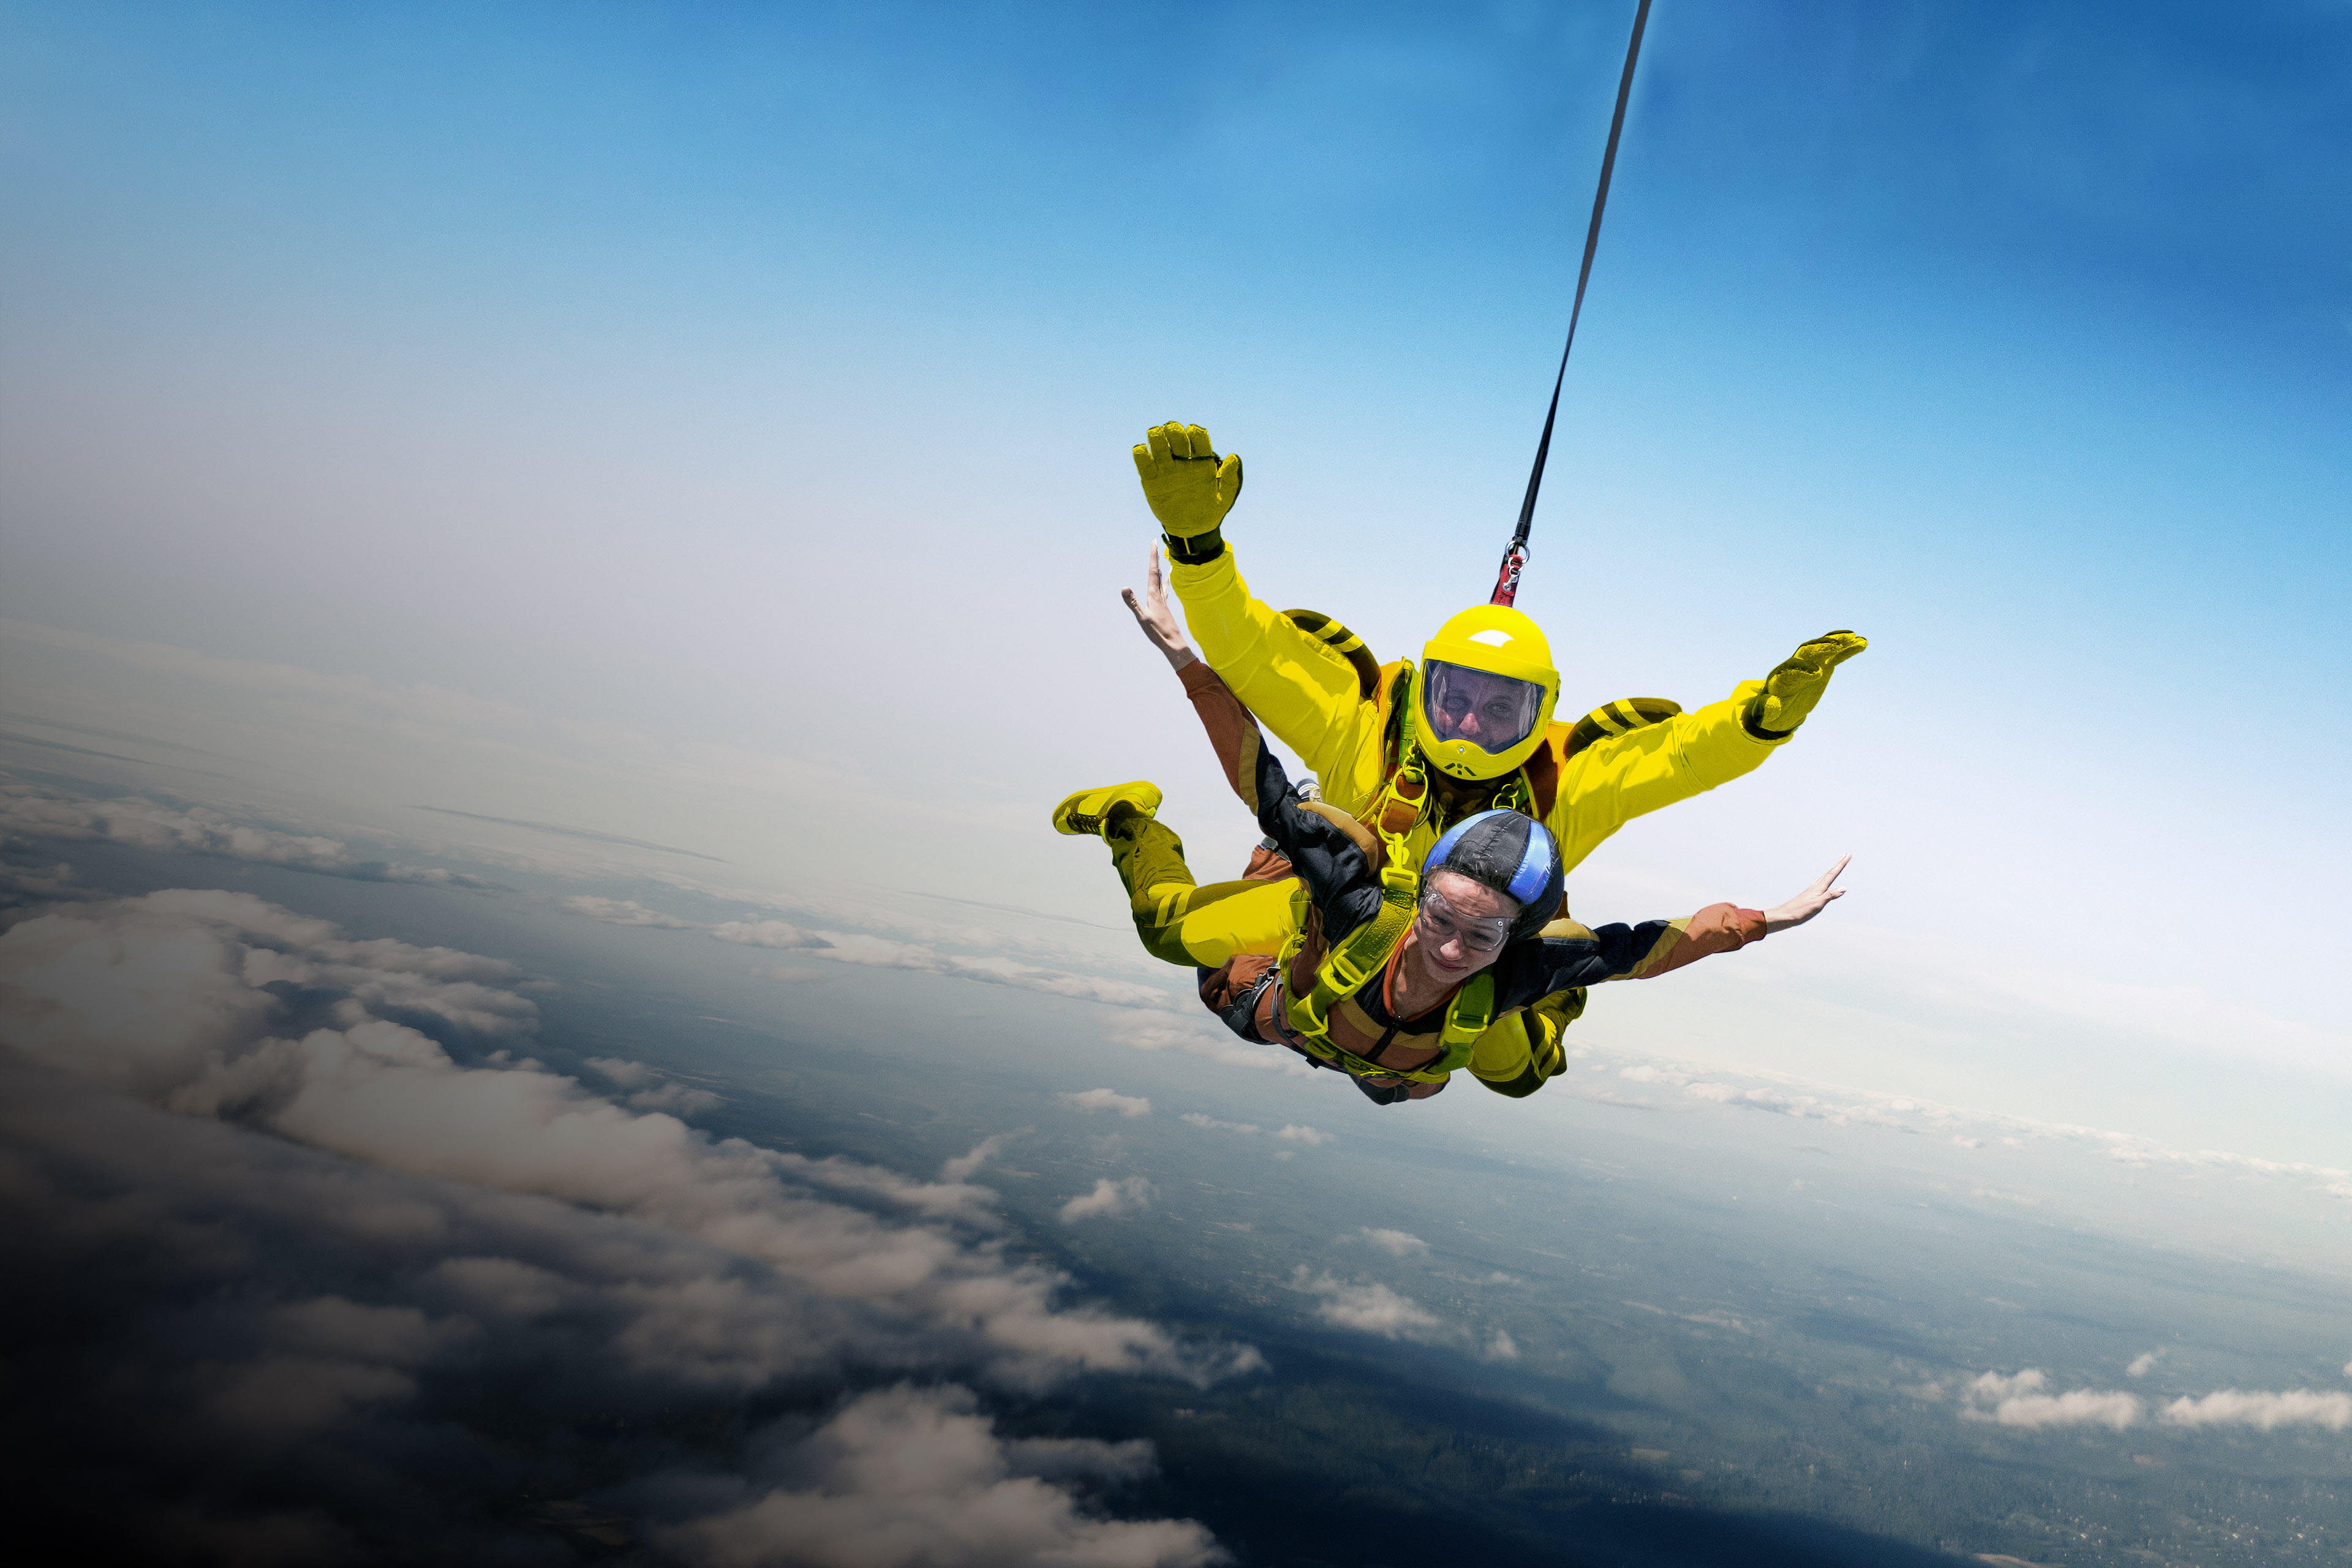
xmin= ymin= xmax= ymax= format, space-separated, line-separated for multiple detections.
xmin=1286 ymin=859 xmax=1417 ymax=1046
xmin=1277 ymin=750 xmax=1500 ymax=1084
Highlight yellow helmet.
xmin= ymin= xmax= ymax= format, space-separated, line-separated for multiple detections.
xmin=1408 ymin=605 xmax=1562 ymax=780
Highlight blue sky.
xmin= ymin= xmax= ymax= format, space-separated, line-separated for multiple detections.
xmin=4 ymin=1 xmax=2350 ymax=1156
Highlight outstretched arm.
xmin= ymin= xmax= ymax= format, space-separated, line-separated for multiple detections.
xmin=1121 ymin=546 xmax=1197 ymax=673
xmin=1242 ymin=727 xmax=1385 ymax=941
xmin=1551 ymin=634 xmax=1868 ymax=872
xmin=1131 ymin=422 xmax=1387 ymax=804
xmin=1472 ymin=858 xmax=1847 ymax=1099
xmin=1128 ymin=545 xmax=1306 ymax=819
xmin=1493 ymin=856 xmax=1850 ymax=1003
xmin=1763 ymin=854 xmax=1848 ymax=933
xmin=1168 ymin=547 xmax=1386 ymax=804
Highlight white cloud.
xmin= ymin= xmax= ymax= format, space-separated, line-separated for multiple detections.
xmin=2160 ymin=1389 xmax=2352 ymax=1430
xmin=941 ymin=1133 xmax=1019 ymax=1184
xmin=1360 ymin=1228 xmax=1428 ymax=1257
xmin=1 ymin=888 xmax=535 ymax=1106
xmin=1676 ymin=1076 xmax=1906 ymax=1129
xmin=0 ymin=901 xmax=1261 ymax=1345
xmin=0 ymin=783 xmax=484 ymax=888
xmin=583 ymin=1056 xmax=723 ymax=1113
xmin=0 ymin=856 xmax=89 ymax=910
xmin=1102 ymin=1012 xmax=1313 ymax=1074
xmin=795 ymin=932 xmax=936 ymax=966
xmin=1060 ymin=1177 xmax=1154 ymax=1223
xmin=2126 ymin=1351 xmax=2161 ymax=1378
xmin=1483 ymin=1330 xmax=1520 ymax=1361
xmin=1956 ymin=1368 xmax=2352 ymax=1436
xmin=709 ymin=918 xmax=826 ymax=949
xmin=0 ymin=887 xmax=1242 ymax=1384
xmin=627 ymin=1080 xmax=725 ymax=1114
xmin=1057 ymin=1088 xmax=1152 ymax=1118
xmin=649 ymin=1384 xmax=1227 ymax=1568
xmin=0 ymin=882 xmax=1261 ymax=1556
xmin=1291 ymin=1269 xmax=1440 ymax=1340
xmin=1579 ymin=1041 xmax=2352 ymax=1203
xmin=713 ymin=923 xmax=1188 ymax=1011
xmin=935 ymin=954 xmax=1180 ymax=1009
xmin=1180 ymin=1112 xmax=1261 ymax=1135
xmin=674 ymin=876 xmax=1164 ymax=977
xmin=1273 ymin=1125 xmax=1330 ymax=1147
xmin=560 ymin=895 xmax=698 ymax=928
xmin=1961 ymin=1370 xmax=2141 ymax=1430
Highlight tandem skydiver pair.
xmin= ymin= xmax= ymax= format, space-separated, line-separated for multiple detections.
xmin=1054 ymin=421 xmax=1864 ymax=1106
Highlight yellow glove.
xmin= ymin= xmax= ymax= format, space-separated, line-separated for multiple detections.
xmin=1744 ymin=630 xmax=1868 ymax=738
xmin=1132 ymin=421 xmax=1243 ymax=540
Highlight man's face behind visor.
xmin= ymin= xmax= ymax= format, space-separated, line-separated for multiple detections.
xmin=1423 ymin=661 xmax=1545 ymax=755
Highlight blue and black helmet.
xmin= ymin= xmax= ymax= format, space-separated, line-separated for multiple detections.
xmin=1420 ymin=809 xmax=1566 ymax=943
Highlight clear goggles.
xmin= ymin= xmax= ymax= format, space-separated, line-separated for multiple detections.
xmin=1422 ymin=660 xmax=1545 ymax=755
xmin=1416 ymin=883 xmax=1513 ymax=956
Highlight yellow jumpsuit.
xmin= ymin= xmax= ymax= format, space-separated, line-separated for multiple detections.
xmin=1103 ymin=554 xmax=1796 ymax=1096
xmin=1144 ymin=544 xmax=1790 ymax=967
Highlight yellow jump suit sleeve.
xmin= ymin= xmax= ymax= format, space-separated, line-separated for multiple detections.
xmin=1547 ymin=680 xmax=1785 ymax=874
xmin=1465 ymin=990 xmax=1583 ymax=1097
xmin=1168 ymin=547 xmax=1390 ymax=812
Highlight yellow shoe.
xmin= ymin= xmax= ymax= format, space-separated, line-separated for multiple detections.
xmin=1052 ymin=781 xmax=1163 ymax=837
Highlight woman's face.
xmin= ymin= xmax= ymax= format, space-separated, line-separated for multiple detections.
xmin=1410 ymin=869 xmax=1519 ymax=982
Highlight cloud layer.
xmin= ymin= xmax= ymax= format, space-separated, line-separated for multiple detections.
xmin=1062 ymin=1177 xmax=1155 ymax=1224
xmin=1291 ymin=1269 xmax=1441 ymax=1340
xmin=1959 ymin=1370 xmax=2352 ymax=1433
xmin=1 ymin=782 xmax=487 ymax=888
xmin=718 ymin=918 xmax=1186 ymax=1010
xmin=0 ymin=877 xmax=1246 ymax=1561
xmin=649 ymin=1384 xmax=1227 ymax=1567
xmin=1058 ymin=1088 xmax=1152 ymax=1118
xmin=1360 ymin=1228 xmax=1429 ymax=1257
xmin=1572 ymin=1044 xmax=2352 ymax=1208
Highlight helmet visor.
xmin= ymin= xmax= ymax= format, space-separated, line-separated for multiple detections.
xmin=1422 ymin=660 xmax=1545 ymax=756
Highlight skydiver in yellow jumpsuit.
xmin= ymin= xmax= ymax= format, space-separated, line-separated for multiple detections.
xmin=1052 ymin=636 xmax=1850 ymax=1104
xmin=1051 ymin=420 xmax=1866 ymax=1101
xmin=1109 ymin=420 xmax=1865 ymax=970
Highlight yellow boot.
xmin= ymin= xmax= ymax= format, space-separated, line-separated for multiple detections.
xmin=1051 ymin=781 xmax=1164 ymax=837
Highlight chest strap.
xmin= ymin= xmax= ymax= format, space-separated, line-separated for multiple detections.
xmin=1275 ymin=741 xmax=1512 ymax=1082
xmin=1272 ymin=960 xmax=1496 ymax=1084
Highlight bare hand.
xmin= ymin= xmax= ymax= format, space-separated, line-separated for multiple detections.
xmin=1121 ymin=545 xmax=1197 ymax=672
xmin=1762 ymin=855 xmax=1849 ymax=935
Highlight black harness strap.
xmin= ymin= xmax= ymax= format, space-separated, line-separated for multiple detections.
xmin=1492 ymin=0 xmax=1653 ymax=608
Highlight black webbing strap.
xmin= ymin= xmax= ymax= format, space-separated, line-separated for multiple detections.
xmin=1491 ymin=0 xmax=1653 ymax=608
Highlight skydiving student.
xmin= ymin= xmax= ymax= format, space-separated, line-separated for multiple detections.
xmin=1052 ymin=692 xmax=1847 ymax=1104
xmin=1116 ymin=420 xmax=1868 ymax=973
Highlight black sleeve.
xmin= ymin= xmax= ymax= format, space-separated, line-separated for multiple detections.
xmin=1485 ymin=919 xmax=1680 ymax=1013
xmin=1250 ymin=742 xmax=1385 ymax=944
